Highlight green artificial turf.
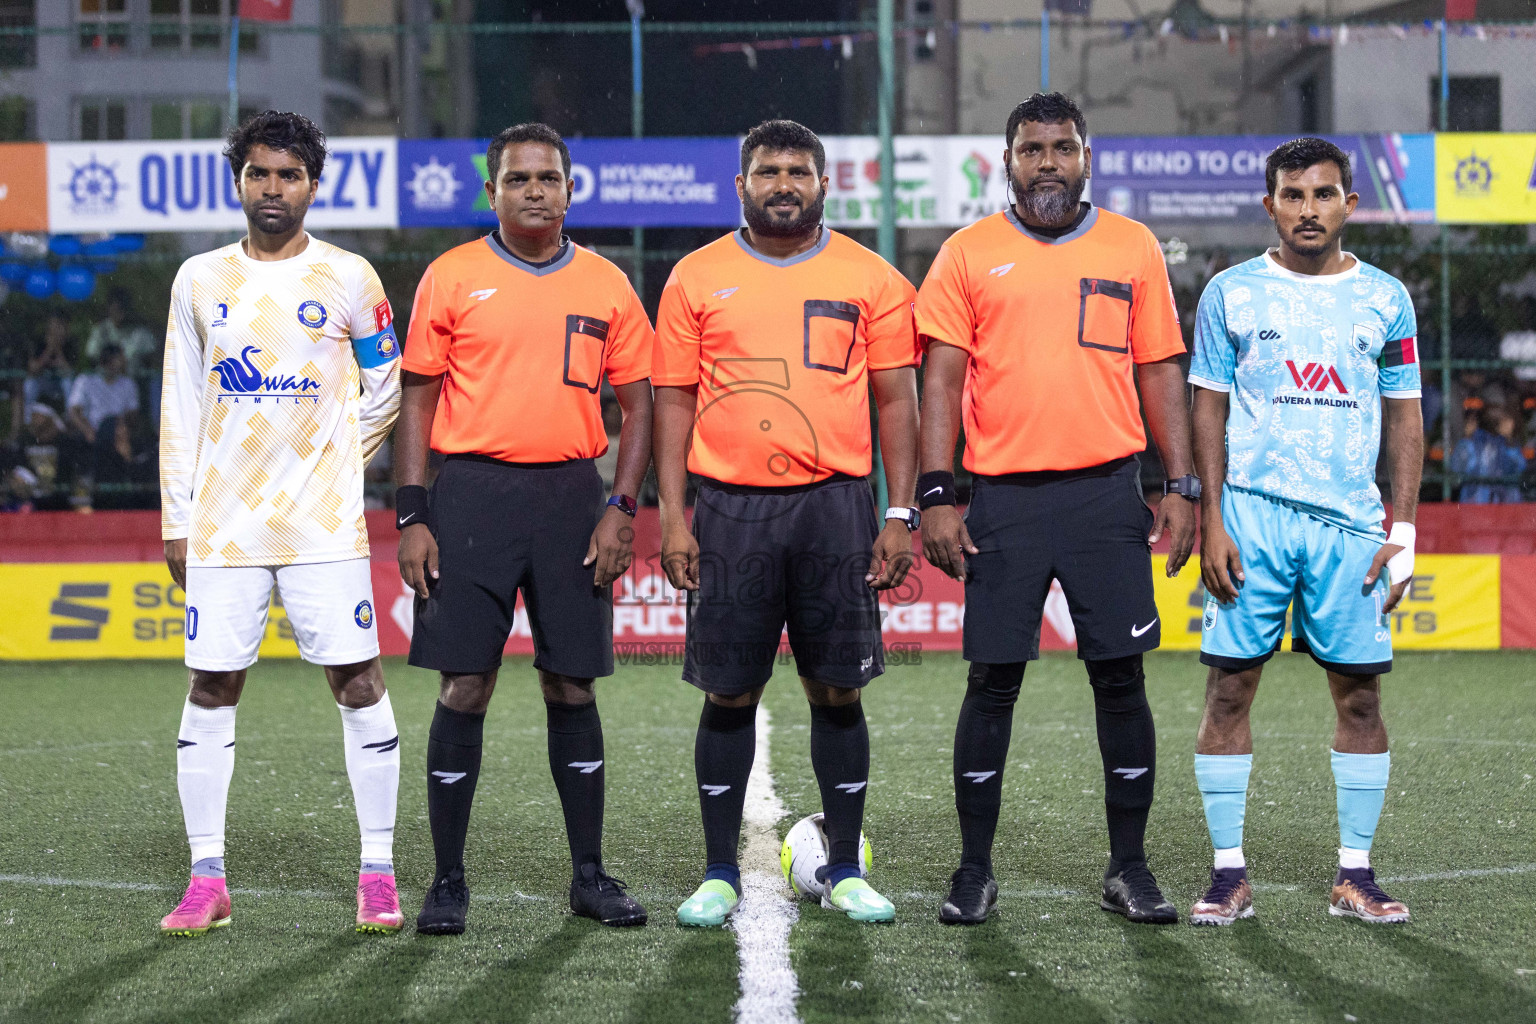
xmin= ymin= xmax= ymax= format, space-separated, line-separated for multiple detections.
xmin=0 ymin=651 xmax=1532 ymax=1023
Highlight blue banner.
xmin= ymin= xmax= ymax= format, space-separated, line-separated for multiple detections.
xmin=398 ymin=137 xmax=742 ymax=229
xmin=1092 ymin=134 xmax=1435 ymax=224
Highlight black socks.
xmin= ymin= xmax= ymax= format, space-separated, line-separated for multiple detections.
xmin=952 ymin=661 xmax=1025 ymax=873
xmin=1086 ymin=654 xmax=1156 ymax=865
xmin=426 ymin=701 xmax=484 ymax=880
xmin=695 ymin=699 xmax=758 ymax=877
xmin=809 ymin=701 xmax=869 ymax=869
xmin=545 ymin=700 xmax=606 ymax=875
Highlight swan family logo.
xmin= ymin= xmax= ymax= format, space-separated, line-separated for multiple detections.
xmin=212 ymin=346 xmax=322 ymax=404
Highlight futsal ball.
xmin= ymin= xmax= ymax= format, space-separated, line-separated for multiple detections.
xmin=779 ymin=812 xmax=873 ymax=899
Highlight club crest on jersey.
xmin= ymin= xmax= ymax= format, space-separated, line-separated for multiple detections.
xmin=212 ymin=345 xmax=321 ymax=405
xmin=354 ymin=600 xmax=374 ymax=629
xmin=296 ymin=300 xmax=328 ymax=330
xmin=211 ymin=302 xmax=230 ymax=328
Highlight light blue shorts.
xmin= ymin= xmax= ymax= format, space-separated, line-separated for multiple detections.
xmin=1200 ymin=487 xmax=1392 ymax=675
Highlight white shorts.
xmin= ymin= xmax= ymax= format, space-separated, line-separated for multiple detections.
xmin=184 ymin=558 xmax=381 ymax=671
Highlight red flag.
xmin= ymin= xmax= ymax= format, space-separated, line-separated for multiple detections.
xmin=239 ymin=0 xmax=293 ymax=22
xmin=1444 ymin=0 xmax=1477 ymax=19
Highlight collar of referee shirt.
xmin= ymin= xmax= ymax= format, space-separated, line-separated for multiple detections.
xmin=1006 ymin=202 xmax=1099 ymax=246
xmin=733 ymin=224 xmax=832 ymax=268
xmin=487 ymin=231 xmax=575 ymax=277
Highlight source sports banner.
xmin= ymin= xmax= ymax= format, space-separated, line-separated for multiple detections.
xmin=1435 ymin=133 xmax=1536 ymax=224
xmin=1090 ymin=134 xmax=1437 ymax=224
xmin=44 ymin=138 xmax=398 ymax=233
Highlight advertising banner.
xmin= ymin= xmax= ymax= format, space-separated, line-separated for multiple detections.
xmin=45 ymin=137 xmax=398 ymax=233
xmin=0 ymin=142 xmax=49 ymax=232
xmin=820 ymin=135 xmax=1013 ymax=230
xmin=1435 ymin=133 xmax=1536 ymax=224
xmin=1092 ymin=133 xmax=1435 ymax=224
xmin=397 ymin=137 xmax=742 ymax=229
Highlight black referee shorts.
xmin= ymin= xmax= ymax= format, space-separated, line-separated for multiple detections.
xmin=962 ymin=456 xmax=1161 ymax=664
xmin=684 ymin=475 xmax=884 ymax=696
xmin=408 ymin=454 xmax=613 ymax=679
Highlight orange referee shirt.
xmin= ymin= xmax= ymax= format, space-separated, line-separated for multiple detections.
xmin=653 ymin=228 xmax=918 ymax=487
xmin=915 ymin=206 xmax=1184 ymax=475
xmin=404 ymin=235 xmax=652 ymax=462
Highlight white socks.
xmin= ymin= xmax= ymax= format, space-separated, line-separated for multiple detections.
xmin=339 ymin=691 xmax=400 ymax=870
xmin=1214 ymin=846 xmax=1246 ymax=870
xmin=176 ymin=701 xmax=237 ymax=867
xmin=1338 ymin=846 xmax=1371 ymax=870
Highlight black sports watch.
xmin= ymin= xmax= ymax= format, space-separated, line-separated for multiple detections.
xmin=1163 ymin=475 xmax=1202 ymax=501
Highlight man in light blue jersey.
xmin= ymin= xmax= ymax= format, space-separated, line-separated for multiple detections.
xmin=1185 ymin=138 xmax=1423 ymax=926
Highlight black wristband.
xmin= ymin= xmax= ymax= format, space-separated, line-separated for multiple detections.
xmin=395 ymin=485 xmax=429 ymax=530
xmin=916 ymin=470 xmax=957 ymax=509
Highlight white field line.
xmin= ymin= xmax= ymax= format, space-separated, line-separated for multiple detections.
xmin=730 ymin=706 xmax=801 ymax=1024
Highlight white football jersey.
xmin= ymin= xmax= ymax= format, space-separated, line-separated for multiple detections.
xmin=160 ymin=235 xmax=402 ymax=567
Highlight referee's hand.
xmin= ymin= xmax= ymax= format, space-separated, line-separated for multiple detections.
xmin=1150 ymin=496 xmax=1197 ymax=577
xmin=585 ymin=507 xmax=635 ymax=589
xmin=398 ymin=524 xmax=439 ymax=599
xmin=661 ymin=520 xmax=701 ymax=592
xmin=867 ymin=521 xmax=916 ymax=591
xmin=921 ymin=505 xmax=977 ymax=582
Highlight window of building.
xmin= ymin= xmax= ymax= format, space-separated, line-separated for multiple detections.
xmin=148 ymin=0 xmax=258 ymax=53
xmin=0 ymin=96 xmax=34 ymax=141
xmin=77 ymin=0 xmax=128 ymax=52
xmin=1430 ymin=76 xmax=1501 ymax=131
xmin=0 ymin=0 xmax=36 ymax=69
xmin=151 ymin=99 xmax=226 ymax=139
xmin=78 ymin=98 xmax=127 ymax=140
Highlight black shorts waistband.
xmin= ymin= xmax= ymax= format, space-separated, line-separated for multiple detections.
xmin=976 ymin=455 xmax=1137 ymax=487
xmin=444 ymin=453 xmax=593 ymax=471
xmin=697 ymin=472 xmax=863 ymax=496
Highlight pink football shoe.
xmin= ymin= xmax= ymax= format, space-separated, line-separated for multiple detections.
xmin=159 ymin=876 xmax=232 ymax=937
xmin=356 ymin=873 xmax=404 ymax=934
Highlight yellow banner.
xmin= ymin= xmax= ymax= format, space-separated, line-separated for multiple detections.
xmin=1151 ymin=554 xmax=1500 ymax=653
xmin=1435 ymin=133 xmax=1536 ymax=224
xmin=0 ymin=562 xmax=302 ymax=660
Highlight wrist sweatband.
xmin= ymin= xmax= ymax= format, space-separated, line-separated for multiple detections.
xmin=917 ymin=470 xmax=957 ymax=509
xmin=1385 ymin=521 xmax=1415 ymax=584
xmin=395 ymin=485 xmax=429 ymax=530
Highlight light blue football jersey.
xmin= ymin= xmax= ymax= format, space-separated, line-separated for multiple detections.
xmin=1189 ymin=251 xmax=1421 ymax=540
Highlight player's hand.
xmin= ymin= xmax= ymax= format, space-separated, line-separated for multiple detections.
xmin=921 ymin=505 xmax=977 ymax=582
xmin=398 ymin=523 xmax=439 ymax=599
xmin=867 ymin=521 xmax=915 ymax=591
xmin=164 ymin=538 xmax=187 ymax=590
xmin=1151 ymin=496 xmax=1196 ymax=576
xmin=661 ymin=520 xmax=701 ymax=592
xmin=585 ymin=506 xmax=634 ymax=588
xmin=1200 ymin=522 xmax=1245 ymax=604
xmin=1365 ymin=542 xmax=1411 ymax=613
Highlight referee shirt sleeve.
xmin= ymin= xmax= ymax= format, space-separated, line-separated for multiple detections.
xmin=1129 ymin=226 xmax=1185 ymax=364
xmin=1188 ymin=279 xmax=1235 ymax=393
xmin=651 ymin=264 xmax=702 ymax=387
xmin=604 ymin=276 xmax=654 ymax=387
xmin=402 ymin=261 xmax=452 ymax=376
xmin=913 ymin=241 xmax=975 ymax=354
xmin=865 ymin=264 xmax=920 ymax=370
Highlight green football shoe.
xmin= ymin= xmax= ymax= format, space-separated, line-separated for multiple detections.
xmin=822 ymin=877 xmax=895 ymax=923
xmin=676 ymin=879 xmax=740 ymax=927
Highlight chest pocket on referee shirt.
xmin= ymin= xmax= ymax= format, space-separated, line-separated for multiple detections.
xmin=1078 ymin=278 xmax=1133 ymax=354
xmin=803 ymin=299 xmax=861 ymax=374
xmin=563 ymin=314 xmax=610 ymax=393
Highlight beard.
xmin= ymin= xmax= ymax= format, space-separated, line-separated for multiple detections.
xmin=1013 ymin=169 xmax=1086 ymax=228
xmin=243 ymin=196 xmax=308 ymax=236
xmin=743 ymin=187 xmax=827 ymax=238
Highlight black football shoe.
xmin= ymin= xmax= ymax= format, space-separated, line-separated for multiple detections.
xmin=939 ymin=864 xmax=999 ymax=925
xmin=416 ymin=867 xmax=469 ymax=935
xmin=570 ymin=863 xmax=648 ymax=927
xmin=1100 ymin=859 xmax=1178 ymax=924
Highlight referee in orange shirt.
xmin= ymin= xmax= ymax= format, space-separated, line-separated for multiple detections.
xmin=654 ymin=120 xmax=920 ymax=927
xmin=916 ymin=94 xmax=1197 ymax=926
xmin=396 ymin=123 xmax=653 ymax=933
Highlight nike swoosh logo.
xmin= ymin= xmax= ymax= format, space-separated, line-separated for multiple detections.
xmin=1131 ymin=618 xmax=1158 ymax=637
xmin=923 ymin=486 xmax=944 ymax=497
xmin=398 ymin=513 xmax=417 ymax=525
xmin=431 ymin=771 xmax=466 ymax=784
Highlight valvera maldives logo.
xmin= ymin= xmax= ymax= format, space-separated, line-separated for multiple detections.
xmin=1285 ymin=360 xmax=1348 ymax=394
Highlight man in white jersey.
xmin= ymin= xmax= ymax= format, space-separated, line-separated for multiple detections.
xmin=158 ymin=111 xmax=404 ymax=936
xmin=1185 ymin=138 xmax=1423 ymax=926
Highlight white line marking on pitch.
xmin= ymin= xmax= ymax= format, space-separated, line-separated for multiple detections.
xmin=730 ymin=706 xmax=801 ymax=1024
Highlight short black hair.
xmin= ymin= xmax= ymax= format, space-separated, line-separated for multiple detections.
xmin=224 ymin=110 xmax=326 ymax=182
xmin=1005 ymin=92 xmax=1088 ymax=147
xmin=486 ymin=123 xmax=572 ymax=183
xmin=1266 ymin=137 xmax=1352 ymax=195
xmin=740 ymin=119 xmax=825 ymax=177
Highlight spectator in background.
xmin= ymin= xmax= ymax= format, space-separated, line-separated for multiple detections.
xmin=1452 ymin=405 xmax=1526 ymax=504
xmin=67 ymin=343 xmax=138 ymax=445
xmin=86 ymin=287 xmax=159 ymax=371
xmin=1 ymin=403 xmax=84 ymax=511
xmin=24 ymin=314 xmax=75 ymax=409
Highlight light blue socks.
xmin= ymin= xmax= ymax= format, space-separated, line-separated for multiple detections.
xmin=1331 ymin=749 xmax=1390 ymax=860
xmin=1194 ymin=753 xmax=1253 ymax=862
